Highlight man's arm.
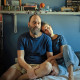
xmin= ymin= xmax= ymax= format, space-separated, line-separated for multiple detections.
xmin=17 ymin=50 xmax=32 ymax=70
xmin=17 ymin=50 xmax=37 ymax=79
xmin=46 ymin=52 xmax=53 ymax=58
xmin=47 ymin=45 xmax=63 ymax=61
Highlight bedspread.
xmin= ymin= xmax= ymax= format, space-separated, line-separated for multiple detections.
xmin=33 ymin=66 xmax=80 ymax=80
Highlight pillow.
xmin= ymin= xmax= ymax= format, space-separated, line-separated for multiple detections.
xmin=75 ymin=51 xmax=80 ymax=65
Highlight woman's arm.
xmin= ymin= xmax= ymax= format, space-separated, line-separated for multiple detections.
xmin=53 ymin=45 xmax=63 ymax=59
xmin=47 ymin=45 xmax=64 ymax=61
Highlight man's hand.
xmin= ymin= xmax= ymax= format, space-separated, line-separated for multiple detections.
xmin=27 ymin=68 xmax=37 ymax=79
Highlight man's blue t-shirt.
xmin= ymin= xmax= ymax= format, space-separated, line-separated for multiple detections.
xmin=17 ymin=32 xmax=52 ymax=64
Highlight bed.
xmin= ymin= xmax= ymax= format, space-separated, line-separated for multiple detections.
xmin=34 ymin=67 xmax=80 ymax=80
xmin=33 ymin=52 xmax=80 ymax=80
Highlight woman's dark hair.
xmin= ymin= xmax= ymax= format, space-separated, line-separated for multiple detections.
xmin=41 ymin=21 xmax=48 ymax=32
xmin=41 ymin=21 xmax=50 ymax=27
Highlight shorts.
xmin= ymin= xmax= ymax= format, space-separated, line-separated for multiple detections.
xmin=11 ymin=58 xmax=39 ymax=74
xmin=11 ymin=64 xmax=39 ymax=74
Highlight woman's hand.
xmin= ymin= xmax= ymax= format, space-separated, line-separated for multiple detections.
xmin=47 ymin=56 xmax=55 ymax=62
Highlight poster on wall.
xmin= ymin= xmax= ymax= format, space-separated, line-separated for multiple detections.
xmin=0 ymin=14 xmax=3 ymax=52
xmin=0 ymin=14 xmax=2 ymax=33
xmin=0 ymin=14 xmax=2 ymax=31
xmin=0 ymin=0 xmax=1 ymax=6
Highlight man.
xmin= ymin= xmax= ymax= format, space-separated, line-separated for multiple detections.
xmin=0 ymin=14 xmax=59 ymax=80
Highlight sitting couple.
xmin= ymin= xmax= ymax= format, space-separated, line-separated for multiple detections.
xmin=0 ymin=14 xmax=79 ymax=80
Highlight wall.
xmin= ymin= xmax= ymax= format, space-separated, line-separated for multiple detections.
xmin=1 ymin=0 xmax=80 ymax=73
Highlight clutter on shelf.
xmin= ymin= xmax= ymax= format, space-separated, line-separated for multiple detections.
xmin=67 ymin=0 xmax=80 ymax=12
xmin=0 ymin=0 xmax=80 ymax=12
xmin=61 ymin=6 xmax=74 ymax=12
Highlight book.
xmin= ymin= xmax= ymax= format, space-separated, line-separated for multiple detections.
xmin=0 ymin=14 xmax=2 ymax=22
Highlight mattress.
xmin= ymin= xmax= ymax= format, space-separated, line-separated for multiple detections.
xmin=33 ymin=66 xmax=80 ymax=80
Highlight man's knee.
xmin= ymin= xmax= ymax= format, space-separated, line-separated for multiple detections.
xmin=1 ymin=73 xmax=11 ymax=80
xmin=44 ymin=62 xmax=52 ymax=73
xmin=0 ymin=65 xmax=21 ymax=80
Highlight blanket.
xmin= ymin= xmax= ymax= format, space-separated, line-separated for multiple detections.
xmin=33 ymin=66 xmax=80 ymax=80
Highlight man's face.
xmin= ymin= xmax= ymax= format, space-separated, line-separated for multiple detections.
xmin=28 ymin=15 xmax=41 ymax=35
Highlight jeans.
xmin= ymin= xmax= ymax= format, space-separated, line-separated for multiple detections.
xmin=59 ymin=45 xmax=79 ymax=75
xmin=63 ymin=45 xmax=79 ymax=71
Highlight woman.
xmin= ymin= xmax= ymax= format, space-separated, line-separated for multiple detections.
xmin=41 ymin=22 xmax=79 ymax=80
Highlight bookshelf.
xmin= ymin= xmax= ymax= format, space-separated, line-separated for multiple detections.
xmin=0 ymin=10 xmax=80 ymax=15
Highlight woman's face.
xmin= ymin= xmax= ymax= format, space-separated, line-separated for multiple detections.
xmin=41 ymin=24 xmax=53 ymax=36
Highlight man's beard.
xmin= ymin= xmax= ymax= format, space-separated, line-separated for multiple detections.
xmin=29 ymin=26 xmax=41 ymax=35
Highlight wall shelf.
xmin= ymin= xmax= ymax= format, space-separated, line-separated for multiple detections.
xmin=0 ymin=11 xmax=80 ymax=15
